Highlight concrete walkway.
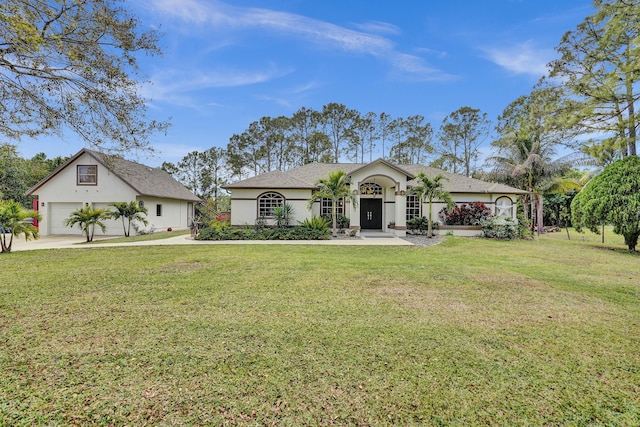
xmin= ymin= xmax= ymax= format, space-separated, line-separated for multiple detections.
xmin=9 ymin=232 xmax=414 ymax=252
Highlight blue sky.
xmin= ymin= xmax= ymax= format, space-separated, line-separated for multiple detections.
xmin=18 ymin=0 xmax=594 ymax=166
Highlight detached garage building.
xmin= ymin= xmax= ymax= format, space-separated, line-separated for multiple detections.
xmin=27 ymin=148 xmax=201 ymax=236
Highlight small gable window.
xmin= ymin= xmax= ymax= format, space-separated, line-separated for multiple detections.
xmin=258 ymin=192 xmax=284 ymax=217
xmin=77 ymin=165 xmax=97 ymax=185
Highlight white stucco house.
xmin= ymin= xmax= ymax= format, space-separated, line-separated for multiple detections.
xmin=27 ymin=148 xmax=201 ymax=236
xmin=225 ymin=159 xmax=527 ymax=236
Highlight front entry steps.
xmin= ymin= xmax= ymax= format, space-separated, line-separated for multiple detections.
xmin=360 ymin=230 xmax=396 ymax=239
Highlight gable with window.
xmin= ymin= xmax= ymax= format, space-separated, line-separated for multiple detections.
xmin=258 ymin=192 xmax=284 ymax=217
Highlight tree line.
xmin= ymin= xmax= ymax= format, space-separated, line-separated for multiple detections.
xmin=159 ymin=104 xmax=490 ymax=200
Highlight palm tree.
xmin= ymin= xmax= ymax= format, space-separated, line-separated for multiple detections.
xmin=0 ymin=200 xmax=41 ymax=253
xmin=486 ymin=137 xmax=572 ymax=234
xmin=307 ymin=170 xmax=358 ymax=237
xmin=110 ymin=201 xmax=148 ymax=237
xmin=65 ymin=206 xmax=111 ymax=242
xmin=409 ymin=173 xmax=454 ymax=238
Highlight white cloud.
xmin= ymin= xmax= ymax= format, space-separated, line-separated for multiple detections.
xmin=482 ymin=41 xmax=554 ymax=76
xmin=352 ymin=21 xmax=401 ymax=35
xmin=389 ymin=53 xmax=458 ymax=82
xmin=147 ymin=0 xmax=452 ymax=81
xmin=141 ymin=66 xmax=292 ymax=110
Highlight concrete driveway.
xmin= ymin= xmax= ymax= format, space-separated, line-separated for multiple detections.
xmin=7 ymin=232 xmax=414 ymax=251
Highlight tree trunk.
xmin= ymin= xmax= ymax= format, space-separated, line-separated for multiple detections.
xmin=332 ymin=204 xmax=337 ymax=237
xmin=427 ymin=200 xmax=433 ymax=238
xmin=537 ymin=194 xmax=543 ymax=236
xmin=529 ymin=191 xmax=535 ymax=234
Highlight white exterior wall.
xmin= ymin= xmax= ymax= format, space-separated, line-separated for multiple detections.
xmin=230 ymin=188 xmax=313 ymax=226
xmin=32 ymin=153 xmax=193 ymax=236
xmin=137 ymin=197 xmax=192 ymax=233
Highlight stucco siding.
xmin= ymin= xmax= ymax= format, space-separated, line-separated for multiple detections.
xmin=31 ymin=152 xmax=194 ymax=235
xmin=230 ymin=188 xmax=313 ymax=226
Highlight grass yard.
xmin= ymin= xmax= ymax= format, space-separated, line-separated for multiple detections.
xmin=1 ymin=237 xmax=638 ymax=425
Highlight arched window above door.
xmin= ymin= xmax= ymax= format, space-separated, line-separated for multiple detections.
xmin=360 ymin=182 xmax=382 ymax=195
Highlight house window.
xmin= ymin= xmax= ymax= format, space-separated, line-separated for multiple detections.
xmin=406 ymin=194 xmax=421 ymax=220
xmin=77 ymin=165 xmax=97 ymax=185
xmin=258 ymin=192 xmax=284 ymax=217
xmin=360 ymin=182 xmax=382 ymax=195
xmin=156 ymin=204 xmax=162 ymax=217
xmin=495 ymin=197 xmax=513 ymax=217
xmin=321 ymin=198 xmax=344 ymax=217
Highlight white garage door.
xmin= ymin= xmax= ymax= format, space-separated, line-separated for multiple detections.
xmin=49 ymin=202 xmax=83 ymax=235
xmin=94 ymin=203 xmax=125 ymax=236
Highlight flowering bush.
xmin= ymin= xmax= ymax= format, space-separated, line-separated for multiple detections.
xmin=439 ymin=202 xmax=491 ymax=226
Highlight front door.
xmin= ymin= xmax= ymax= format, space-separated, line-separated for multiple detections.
xmin=360 ymin=199 xmax=383 ymax=230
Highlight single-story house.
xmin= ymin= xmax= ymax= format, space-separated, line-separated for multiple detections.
xmin=27 ymin=148 xmax=201 ymax=236
xmin=225 ymin=159 xmax=527 ymax=236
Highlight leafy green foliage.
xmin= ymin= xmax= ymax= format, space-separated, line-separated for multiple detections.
xmin=0 ymin=199 xmax=41 ymax=252
xmin=321 ymin=213 xmax=349 ymax=230
xmin=299 ymin=216 xmax=330 ymax=232
xmin=406 ymin=216 xmax=431 ymax=234
xmin=571 ymin=156 xmax=640 ymax=251
xmin=0 ymin=0 xmax=168 ymax=153
xmin=197 ymin=225 xmax=330 ymax=240
xmin=434 ymin=106 xmax=490 ymax=176
xmin=480 ymin=216 xmax=522 ymax=240
xmin=549 ymin=0 xmax=640 ymax=157
xmin=273 ymin=203 xmax=294 ymax=228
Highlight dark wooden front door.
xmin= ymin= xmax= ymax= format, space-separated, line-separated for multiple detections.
xmin=360 ymin=199 xmax=383 ymax=229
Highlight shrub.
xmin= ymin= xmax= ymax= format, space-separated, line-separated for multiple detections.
xmin=481 ymin=216 xmax=520 ymax=240
xmin=439 ymin=202 xmax=491 ymax=225
xmin=273 ymin=203 xmax=294 ymax=228
xmin=299 ymin=216 xmax=330 ymax=232
xmin=407 ymin=216 xmax=435 ymax=235
xmin=322 ymin=214 xmax=349 ymax=230
xmin=197 ymin=225 xmax=330 ymax=241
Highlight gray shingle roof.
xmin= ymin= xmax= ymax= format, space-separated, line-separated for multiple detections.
xmin=225 ymin=160 xmax=527 ymax=195
xmin=28 ymin=148 xmax=201 ymax=202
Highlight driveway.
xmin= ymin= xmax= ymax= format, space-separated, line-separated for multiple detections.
xmin=8 ymin=233 xmax=415 ymax=251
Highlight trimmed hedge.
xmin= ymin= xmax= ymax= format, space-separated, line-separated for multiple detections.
xmin=197 ymin=226 xmax=331 ymax=241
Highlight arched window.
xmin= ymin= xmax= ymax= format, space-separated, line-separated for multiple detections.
xmin=495 ymin=196 xmax=514 ymax=217
xmin=360 ymin=182 xmax=382 ymax=195
xmin=258 ymin=192 xmax=284 ymax=217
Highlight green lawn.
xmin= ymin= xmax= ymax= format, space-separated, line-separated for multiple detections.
xmin=86 ymin=229 xmax=190 ymax=244
xmin=1 ymin=237 xmax=638 ymax=425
